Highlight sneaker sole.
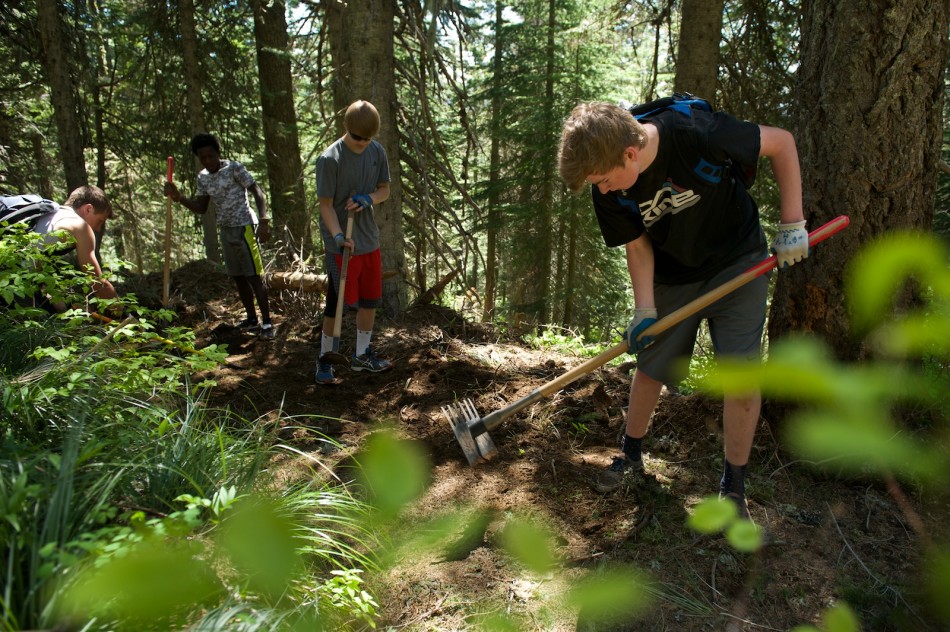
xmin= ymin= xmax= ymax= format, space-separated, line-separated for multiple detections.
xmin=316 ymin=376 xmax=342 ymax=385
xmin=350 ymin=363 xmax=392 ymax=373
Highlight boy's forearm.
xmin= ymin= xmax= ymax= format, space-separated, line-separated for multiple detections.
xmin=319 ymin=201 xmax=341 ymax=235
xmin=370 ymin=182 xmax=391 ymax=205
xmin=178 ymin=195 xmax=209 ymax=215
xmin=251 ymin=184 xmax=268 ymax=219
xmin=759 ymin=126 xmax=804 ymax=223
xmin=625 ymin=236 xmax=656 ymax=308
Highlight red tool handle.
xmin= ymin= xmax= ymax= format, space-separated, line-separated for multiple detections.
xmin=166 ymin=156 xmax=174 ymax=184
xmin=739 ymin=214 xmax=850 ymax=280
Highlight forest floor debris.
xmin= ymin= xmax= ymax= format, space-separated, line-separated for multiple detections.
xmin=151 ymin=260 xmax=948 ymax=631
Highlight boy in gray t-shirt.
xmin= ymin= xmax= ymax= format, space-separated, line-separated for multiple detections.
xmin=315 ymin=100 xmax=393 ymax=384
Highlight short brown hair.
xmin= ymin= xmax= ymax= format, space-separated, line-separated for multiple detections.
xmin=558 ymin=102 xmax=648 ymax=193
xmin=65 ymin=185 xmax=113 ymax=218
xmin=344 ymin=100 xmax=380 ymax=139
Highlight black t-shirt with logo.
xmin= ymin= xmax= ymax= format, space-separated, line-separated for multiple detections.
xmin=592 ymin=109 xmax=766 ymax=284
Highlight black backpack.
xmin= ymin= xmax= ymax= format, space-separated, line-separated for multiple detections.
xmin=0 ymin=194 xmax=59 ymax=233
xmin=623 ymin=92 xmax=713 ymax=121
xmin=623 ymin=92 xmax=756 ymax=188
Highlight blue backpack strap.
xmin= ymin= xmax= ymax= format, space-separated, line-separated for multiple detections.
xmin=625 ymin=92 xmax=712 ymax=120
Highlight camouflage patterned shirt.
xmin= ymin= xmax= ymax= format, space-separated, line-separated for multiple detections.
xmin=195 ymin=160 xmax=258 ymax=227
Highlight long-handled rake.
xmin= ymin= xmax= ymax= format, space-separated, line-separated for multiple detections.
xmin=442 ymin=215 xmax=850 ymax=465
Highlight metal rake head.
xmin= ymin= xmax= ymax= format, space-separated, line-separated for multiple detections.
xmin=441 ymin=398 xmax=497 ymax=465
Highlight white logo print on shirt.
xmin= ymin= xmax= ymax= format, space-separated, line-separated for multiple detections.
xmin=638 ymin=180 xmax=699 ymax=227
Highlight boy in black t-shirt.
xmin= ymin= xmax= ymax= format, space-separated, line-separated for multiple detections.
xmin=558 ymin=101 xmax=808 ymax=520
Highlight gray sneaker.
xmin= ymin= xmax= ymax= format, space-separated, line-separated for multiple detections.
xmin=592 ymin=456 xmax=644 ymax=493
xmin=351 ymin=347 xmax=392 ymax=373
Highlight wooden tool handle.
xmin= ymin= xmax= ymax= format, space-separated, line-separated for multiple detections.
xmin=535 ymin=215 xmax=851 ymax=399
xmin=331 ymin=215 xmax=355 ymax=338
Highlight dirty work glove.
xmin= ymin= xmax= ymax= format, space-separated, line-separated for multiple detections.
xmin=352 ymin=193 xmax=373 ymax=209
xmin=333 ymin=232 xmax=345 ymax=253
xmin=625 ymin=308 xmax=658 ymax=354
xmin=772 ymin=220 xmax=809 ymax=269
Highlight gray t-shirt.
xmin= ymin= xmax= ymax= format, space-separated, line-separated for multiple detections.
xmin=316 ymin=138 xmax=390 ymax=255
xmin=195 ymin=159 xmax=258 ymax=227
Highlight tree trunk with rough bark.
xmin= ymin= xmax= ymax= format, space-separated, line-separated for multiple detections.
xmin=251 ymin=0 xmax=311 ymax=257
xmin=178 ymin=0 xmax=220 ymax=262
xmin=673 ymin=0 xmax=725 ymax=101
xmin=482 ymin=1 xmax=505 ymax=324
xmin=36 ymin=0 xmax=87 ymax=192
xmin=769 ymin=0 xmax=949 ymax=361
xmin=327 ymin=0 xmax=408 ymax=318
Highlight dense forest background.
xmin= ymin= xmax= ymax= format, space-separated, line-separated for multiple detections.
xmin=2 ymin=2 xmax=950 ymax=630
xmin=0 ymin=0 xmax=948 ymax=350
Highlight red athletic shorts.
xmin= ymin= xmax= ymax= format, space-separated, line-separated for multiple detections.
xmin=323 ymin=248 xmax=383 ymax=316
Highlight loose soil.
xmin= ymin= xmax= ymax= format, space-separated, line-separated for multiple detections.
xmin=143 ymin=260 xmax=948 ymax=631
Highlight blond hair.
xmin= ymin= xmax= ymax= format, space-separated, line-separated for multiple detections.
xmin=558 ymin=102 xmax=648 ymax=193
xmin=344 ymin=100 xmax=380 ymax=139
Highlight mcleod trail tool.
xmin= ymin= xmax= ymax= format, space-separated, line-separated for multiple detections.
xmin=443 ymin=215 xmax=851 ymax=465
xmin=162 ymin=156 xmax=174 ymax=307
xmin=322 ymin=214 xmax=354 ymax=365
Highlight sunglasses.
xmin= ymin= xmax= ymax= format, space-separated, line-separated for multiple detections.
xmin=350 ymin=132 xmax=372 ymax=142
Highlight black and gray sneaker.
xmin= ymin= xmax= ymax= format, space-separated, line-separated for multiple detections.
xmin=259 ymin=323 xmax=276 ymax=340
xmin=236 ymin=318 xmax=260 ymax=333
xmin=592 ymin=456 xmax=644 ymax=493
xmin=351 ymin=347 xmax=392 ymax=373
xmin=720 ymin=491 xmax=752 ymax=521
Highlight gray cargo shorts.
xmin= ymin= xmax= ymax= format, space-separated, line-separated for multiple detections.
xmin=220 ymin=224 xmax=264 ymax=277
xmin=636 ymin=249 xmax=771 ymax=386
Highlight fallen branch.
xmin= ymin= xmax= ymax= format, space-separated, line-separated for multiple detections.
xmin=413 ymin=269 xmax=458 ymax=306
xmin=265 ymin=270 xmax=399 ymax=294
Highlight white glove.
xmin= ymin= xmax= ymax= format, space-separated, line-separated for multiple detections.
xmin=772 ymin=220 xmax=809 ymax=269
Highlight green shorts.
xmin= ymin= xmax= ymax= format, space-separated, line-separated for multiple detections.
xmin=220 ymin=225 xmax=264 ymax=277
xmin=637 ymin=250 xmax=771 ymax=386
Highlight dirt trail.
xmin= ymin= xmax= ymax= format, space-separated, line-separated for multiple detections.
xmin=153 ymin=260 xmax=943 ymax=631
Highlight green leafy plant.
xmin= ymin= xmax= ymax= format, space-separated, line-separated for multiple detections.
xmin=698 ymin=231 xmax=950 ymax=627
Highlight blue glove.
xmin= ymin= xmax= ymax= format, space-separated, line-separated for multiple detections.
xmin=333 ymin=232 xmax=345 ymax=253
xmin=352 ymin=194 xmax=373 ymax=209
xmin=771 ymin=220 xmax=809 ymax=269
xmin=625 ymin=308 xmax=658 ymax=354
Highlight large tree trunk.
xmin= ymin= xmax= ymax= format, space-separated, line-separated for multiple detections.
xmin=673 ymin=0 xmax=725 ymax=100
xmin=327 ymin=0 xmax=408 ymax=318
xmin=534 ymin=0 xmax=557 ymax=326
xmin=481 ymin=0 xmax=505 ymax=323
xmin=251 ymin=0 xmax=311 ymax=257
xmin=769 ymin=0 xmax=949 ymax=361
xmin=178 ymin=0 xmax=220 ymax=263
xmin=36 ymin=0 xmax=87 ymax=192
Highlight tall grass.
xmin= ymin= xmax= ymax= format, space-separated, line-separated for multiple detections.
xmin=0 ymin=295 xmax=379 ymax=630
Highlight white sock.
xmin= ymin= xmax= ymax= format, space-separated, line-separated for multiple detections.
xmin=321 ymin=332 xmax=334 ymax=356
xmin=356 ymin=329 xmax=372 ymax=357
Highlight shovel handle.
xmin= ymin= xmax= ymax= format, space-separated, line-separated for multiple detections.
xmin=532 ymin=215 xmax=850 ymax=400
xmin=331 ymin=215 xmax=355 ymax=339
